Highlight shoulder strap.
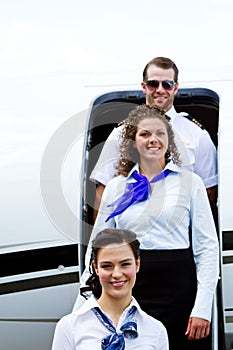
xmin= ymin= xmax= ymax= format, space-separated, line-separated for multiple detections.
xmin=183 ymin=114 xmax=204 ymax=130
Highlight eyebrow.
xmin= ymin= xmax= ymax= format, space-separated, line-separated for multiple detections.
xmin=138 ymin=128 xmax=165 ymax=132
xmin=99 ymin=258 xmax=134 ymax=264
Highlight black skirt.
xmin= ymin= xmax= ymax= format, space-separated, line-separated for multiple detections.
xmin=133 ymin=248 xmax=208 ymax=350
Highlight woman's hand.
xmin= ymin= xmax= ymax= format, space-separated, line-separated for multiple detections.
xmin=185 ymin=317 xmax=210 ymax=340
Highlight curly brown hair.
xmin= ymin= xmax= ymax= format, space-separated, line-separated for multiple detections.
xmin=116 ymin=104 xmax=181 ymax=177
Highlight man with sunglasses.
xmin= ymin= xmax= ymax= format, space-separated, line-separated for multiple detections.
xmin=91 ymin=57 xmax=218 ymax=221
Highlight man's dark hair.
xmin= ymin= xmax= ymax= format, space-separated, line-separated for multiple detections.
xmin=143 ymin=56 xmax=179 ymax=83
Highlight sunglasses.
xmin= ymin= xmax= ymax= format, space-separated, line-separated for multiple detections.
xmin=145 ymin=80 xmax=176 ymax=91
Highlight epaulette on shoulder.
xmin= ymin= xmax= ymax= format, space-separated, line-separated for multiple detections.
xmin=183 ymin=114 xmax=205 ymax=130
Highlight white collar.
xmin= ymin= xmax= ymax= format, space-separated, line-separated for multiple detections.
xmin=166 ymin=105 xmax=188 ymax=123
xmin=76 ymin=295 xmax=141 ymax=317
xmin=165 ymin=106 xmax=177 ymax=122
xmin=127 ymin=162 xmax=181 ymax=179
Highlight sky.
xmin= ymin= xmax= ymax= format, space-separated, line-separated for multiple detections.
xmin=0 ymin=0 xmax=232 ymax=79
xmin=0 ymin=0 xmax=232 ymax=118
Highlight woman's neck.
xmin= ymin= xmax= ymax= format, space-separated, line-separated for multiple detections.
xmin=97 ymin=294 xmax=132 ymax=326
xmin=139 ymin=159 xmax=165 ymax=180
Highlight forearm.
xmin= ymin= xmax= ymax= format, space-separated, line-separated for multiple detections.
xmin=93 ymin=183 xmax=106 ymax=222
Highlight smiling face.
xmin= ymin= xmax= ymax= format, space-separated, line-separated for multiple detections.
xmin=135 ymin=117 xmax=169 ymax=167
xmin=93 ymin=242 xmax=140 ymax=302
xmin=141 ymin=65 xmax=179 ymax=112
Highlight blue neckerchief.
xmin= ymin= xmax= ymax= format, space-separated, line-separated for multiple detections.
xmin=105 ymin=168 xmax=171 ymax=222
xmin=92 ymin=305 xmax=138 ymax=350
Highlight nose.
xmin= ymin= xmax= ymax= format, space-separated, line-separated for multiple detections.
xmin=156 ymin=81 xmax=165 ymax=92
xmin=112 ymin=265 xmax=122 ymax=278
xmin=148 ymin=134 xmax=158 ymax=143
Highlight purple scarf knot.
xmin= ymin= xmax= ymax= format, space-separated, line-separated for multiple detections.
xmin=105 ymin=168 xmax=171 ymax=222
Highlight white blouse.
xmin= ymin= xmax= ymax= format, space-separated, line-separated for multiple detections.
xmin=52 ymin=296 xmax=169 ymax=350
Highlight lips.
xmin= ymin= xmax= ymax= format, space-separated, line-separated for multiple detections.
xmin=110 ymin=281 xmax=127 ymax=288
xmin=154 ymin=96 xmax=166 ymax=102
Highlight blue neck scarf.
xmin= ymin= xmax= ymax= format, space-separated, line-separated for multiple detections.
xmin=92 ymin=305 xmax=138 ymax=350
xmin=105 ymin=168 xmax=171 ymax=222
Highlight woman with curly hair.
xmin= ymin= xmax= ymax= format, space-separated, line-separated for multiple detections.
xmin=76 ymin=104 xmax=219 ymax=350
